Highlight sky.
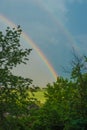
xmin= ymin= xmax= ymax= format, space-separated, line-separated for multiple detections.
xmin=0 ymin=0 xmax=87 ymax=86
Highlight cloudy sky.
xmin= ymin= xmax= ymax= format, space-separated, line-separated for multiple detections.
xmin=0 ymin=0 xmax=87 ymax=86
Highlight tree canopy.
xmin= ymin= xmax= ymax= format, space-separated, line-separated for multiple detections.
xmin=0 ymin=26 xmax=87 ymax=130
xmin=0 ymin=26 xmax=34 ymax=130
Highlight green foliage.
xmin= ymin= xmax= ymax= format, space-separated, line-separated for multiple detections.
xmin=0 ymin=26 xmax=35 ymax=129
xmin=1 ymin=26 xmax=87 ymax=130
xmin=31 ymin=104 xmax=64 ymax=130
xmin=25 ymin=53 xmax=87 ymax=130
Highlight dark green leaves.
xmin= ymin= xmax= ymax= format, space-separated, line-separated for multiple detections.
xmin=0 ymin=26 xmax=33 ymax=129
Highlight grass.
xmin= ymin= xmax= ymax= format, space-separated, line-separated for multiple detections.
xmin=29 ymin=89 xmax=46 ymax=104
xmin=33 ymin=89 xmax=46 ymax=104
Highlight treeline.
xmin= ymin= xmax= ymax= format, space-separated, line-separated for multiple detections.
xmin=0 ymin=27 xmax=87 ymax=130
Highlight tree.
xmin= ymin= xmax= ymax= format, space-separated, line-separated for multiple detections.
xmin=34 ymin=53 xmax=87 ymax=130
xmin=0 ymin=26 xmax=34 ymax=130
xmin=70 ymin=54 xmax=87 ymax=118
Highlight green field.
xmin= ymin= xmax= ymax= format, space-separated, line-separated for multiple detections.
xmin=34 ymin=90 xmax=46 ymax=103
xmin=30 ymin=89 xmax=46 ymax=104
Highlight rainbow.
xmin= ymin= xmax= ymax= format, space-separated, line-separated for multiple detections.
xmin=0 ymin=14 xmax=57 ymax=80
xmin=36 ymin=0 xmax=79 ymax=51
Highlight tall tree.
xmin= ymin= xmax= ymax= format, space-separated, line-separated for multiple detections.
xmin=0 ymin=26 xmax=33 ymax=129
xmin=71 ymin=54 xmax=87 ymax=118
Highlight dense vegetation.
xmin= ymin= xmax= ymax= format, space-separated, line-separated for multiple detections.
xmin=0 ymin=27 xmax=87 ymax=130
